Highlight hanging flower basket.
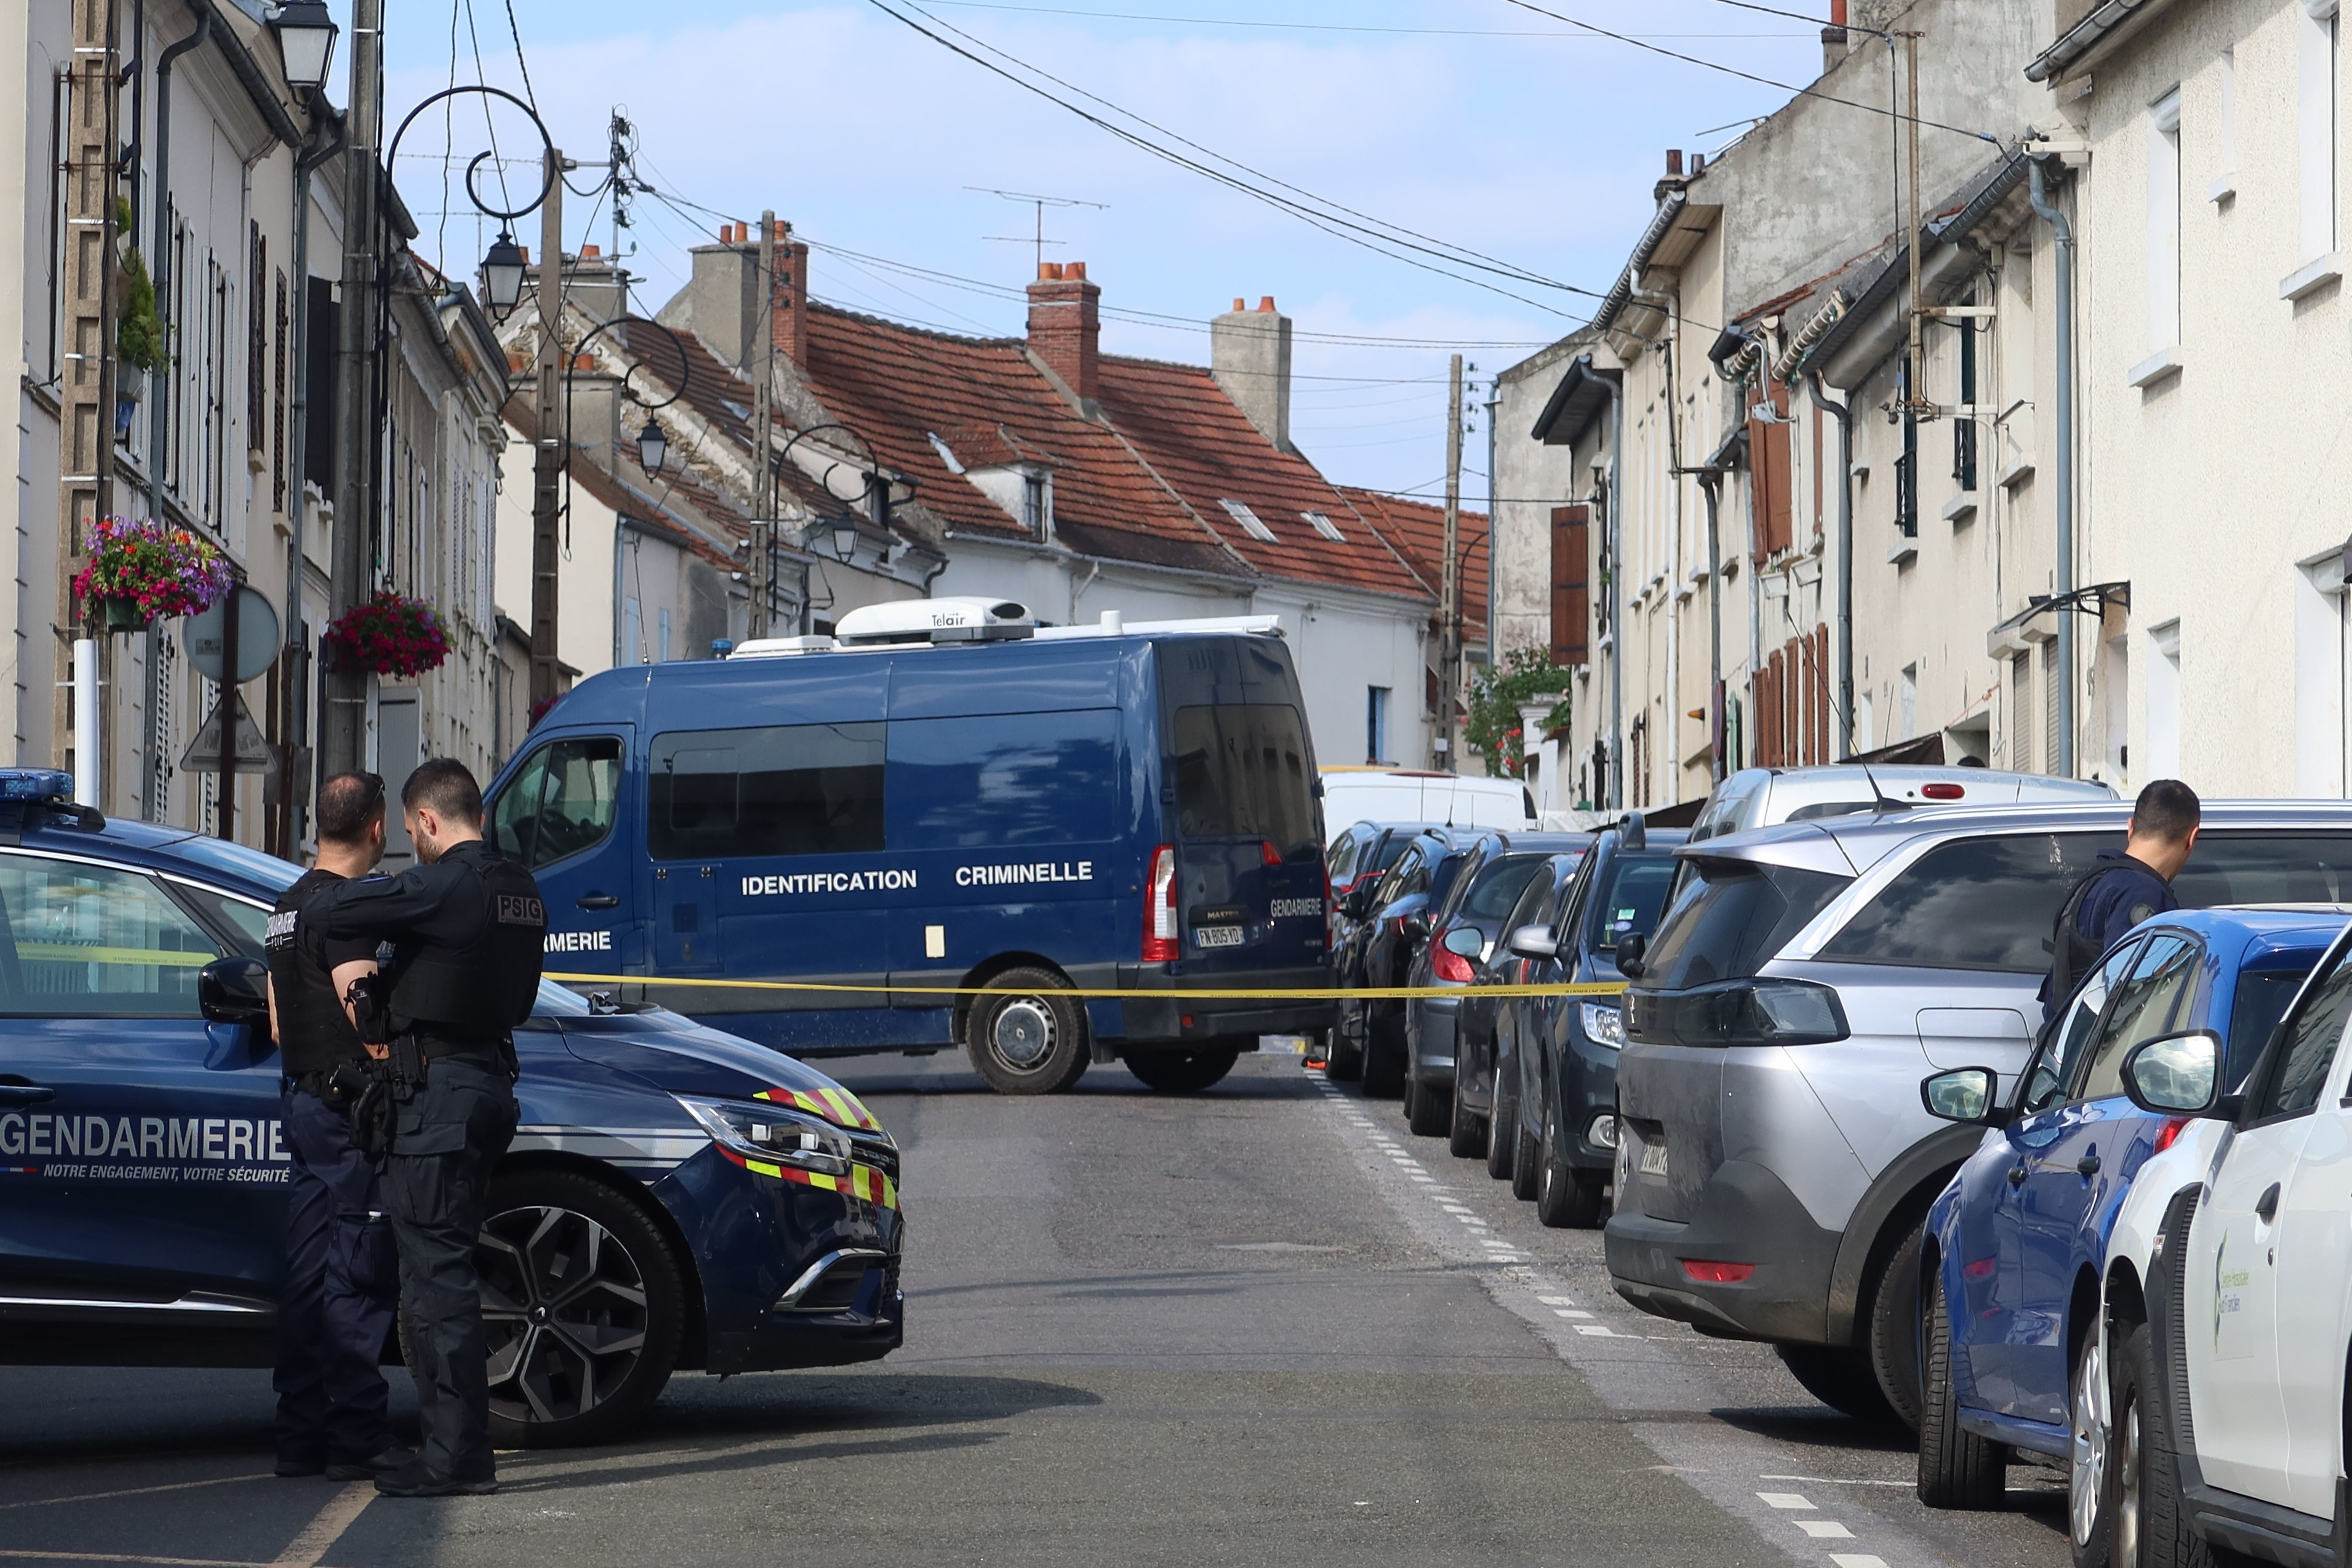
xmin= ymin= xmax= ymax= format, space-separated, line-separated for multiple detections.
xmin=323 ymin=592 xmax=448 ymax=678
xmin=72 ymin=515 xmax=234 ymax=631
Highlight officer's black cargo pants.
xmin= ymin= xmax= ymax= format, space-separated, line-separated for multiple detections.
xmin=276 ymin=1084 xmax=399 ymax=1468
xmin=382 ymin=1054 xmax=518 ymax=1483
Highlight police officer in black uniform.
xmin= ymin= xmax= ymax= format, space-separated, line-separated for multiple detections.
xmin=301 ymin=759 xmax=546 ymax=1497
xmin=2040 ymin=777 xmax=2202 ymax=1019
xmin=267 ymin=771 xmax=409 ymax=1481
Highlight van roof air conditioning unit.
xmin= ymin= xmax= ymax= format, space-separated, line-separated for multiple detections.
xmin=832 ymin=597 xmax=1035 ymax=646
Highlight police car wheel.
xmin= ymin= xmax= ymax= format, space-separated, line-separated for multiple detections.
xmin=1125 ymin=1048 xmax=1240 ymax=1093
xmin=469 ymin=1170 xmax=685 ymax=1448
xmin=965 ymin=968 xmax=1090 ymax=1095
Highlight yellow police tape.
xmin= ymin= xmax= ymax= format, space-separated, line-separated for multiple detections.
xmin=542 ymin=971 xmax=1629 ymax=1003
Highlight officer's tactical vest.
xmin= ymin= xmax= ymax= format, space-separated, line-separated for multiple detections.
xmin=267 ymin=873 xmax=360 ymax=1074
xmin=392 ymin=851 xmax=547 ymax=1031
xmin=2046 ymin=863 xmax=2128 ymax=1009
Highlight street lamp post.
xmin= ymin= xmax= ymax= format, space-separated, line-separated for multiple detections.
xmin=770 ymin=423 xmax=914 ymax=636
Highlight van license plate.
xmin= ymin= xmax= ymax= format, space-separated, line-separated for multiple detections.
xmin=1193 ymin=925 xmax=1244 ymax=949
xmin=1639 ymin=1142 xmax=1669 ymax=1177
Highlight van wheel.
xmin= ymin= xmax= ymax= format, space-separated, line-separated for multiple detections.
xmin=1918 ymin=1267 xmax=2007 ymax=1508
xmin=474 ymin=1169 xmax=684 ymax=1449
xmin=1776 ymin=1344 xmax=1899 ymax=1425
xmin=1126 ymin=1048 xmax=1239 ymax=1093
xmin=1864 ymin=1217 xmax=1926 ymax=1432
xmin=965 ymin=968 xmax=1090 ymax=1095
xmin=1535 ymin=1095 xmax=1606 ymax=1228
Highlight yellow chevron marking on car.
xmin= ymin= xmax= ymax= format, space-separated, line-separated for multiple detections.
xmin=752 ymin=1085 xmax=883 ymax=1133
xmin=546 ymin=972 xmax=1629 ymax=1002
xmin=719 ymin=1146 xmax=899 ymax=1210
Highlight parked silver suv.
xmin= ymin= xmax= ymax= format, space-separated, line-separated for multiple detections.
xmin=1606 ymin=800 xmax=2352 ymax=1428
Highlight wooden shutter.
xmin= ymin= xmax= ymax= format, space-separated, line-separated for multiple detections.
xmin=1747 ymin=377 xmax=1794 ymax=559
xmin=1550 ymin=504 xmax=1590 ymax=665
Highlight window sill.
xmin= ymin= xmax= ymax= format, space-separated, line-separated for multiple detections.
xmin=2208 ymin=172 xmax=2237 ymax=205
xmin=2281 ymin=253 xmax=2343 ymax=302
xmin=2128 ymin=346 xmax=2184 ymax=388
xmin=1888 ymin=537 xmax=1918 ymax=566
xmin=1997 ymin=454 xmax=2035 ymax=489
xmin=1942 ymin=491 xmax=1979 ymax=524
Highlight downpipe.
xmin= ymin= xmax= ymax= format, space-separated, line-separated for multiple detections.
xmin=2029 ymin=153 xmax=2077 ymax=777
xmin=1811 ymin=373 xmax=1854 ymax=759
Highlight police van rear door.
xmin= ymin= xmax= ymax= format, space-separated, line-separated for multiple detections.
xmin=1160 ymin=639 xmax=1326 ymax=974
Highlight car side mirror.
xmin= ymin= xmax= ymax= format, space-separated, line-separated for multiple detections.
xmin=1921 ymin=1066 xmax=2006 ymax=1125
xmin=199 ymin=955 xmax=271 ymax=1030
xmin=1442 ymin=926 xmax=1485 ymax=960
xmin=1339 ymin=887 xmax=1372 ymax=919
xmin=2120 ymin=1029 xmax=2231 ymax=1118
xmin=1506 ymin=923 xmax=1558 ymax=961
xmin=1615 ymin=932 xmax=1648 ymax=979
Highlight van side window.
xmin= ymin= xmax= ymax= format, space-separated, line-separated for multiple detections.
xmin=491 ymin=736 xmax=624 ymax=870
xmin=889 ymin=710 xmax=1119 ymax=849
xmin=1171 ymin=704 xmax=1316 ymax=854
xmin=1816 ymin=833 xmax=2108 ymax=972
xmin=650 ymin=723 xmax=885 ymax=860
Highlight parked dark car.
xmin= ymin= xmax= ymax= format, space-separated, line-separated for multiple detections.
xmin=1320 ymin=822 xmax=1432 ymax=1076
xmin=1401 ymin=833 xmax=1591 ymax=1138
xmin=1334 ymin=826 xmax=1492 ymax=1095
xmin=1499 ymin=818 xmax=1685 ymax=1226
xmin=1454 ymin=851 xmax=1588 ymax=1170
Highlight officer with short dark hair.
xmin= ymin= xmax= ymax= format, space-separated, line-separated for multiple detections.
xmin=2041 ymin=777 xmax=2203 ymax=1019
xmin=301 ymin=758 xmax=546 ymax=1497
xmin=267 ymin=771 xmax=408 ymax=1481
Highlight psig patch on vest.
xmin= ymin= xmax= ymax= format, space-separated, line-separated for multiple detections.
xmin=497 ymin=893 xmax=546 ymax=926
xmin=265 ymin=910 xmax=298 ymax=947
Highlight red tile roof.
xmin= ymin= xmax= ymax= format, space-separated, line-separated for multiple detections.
xmin=1335 ymin=486 xmax=1488 ymax=641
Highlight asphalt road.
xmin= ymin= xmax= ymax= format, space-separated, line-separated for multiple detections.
xmin=0 ymin=1047 xmax=2067 ymax=1568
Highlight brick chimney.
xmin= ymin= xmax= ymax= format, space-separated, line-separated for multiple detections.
xmin=771 ymin=223 xmax=811 ymax=368
xmin=1821 ymin=0 xmax=1849 ymax=74
xmin=1027 ymin=261 xmax=1101 ymax=404
xmin=1211 ymin=294 xmax=1292 ymax=453
xmin=682 ymin=216 xmax=810 ymax=372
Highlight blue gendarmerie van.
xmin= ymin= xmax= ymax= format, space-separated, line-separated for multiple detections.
xmin=489 ymin=598 xmax=1334 ymax=1095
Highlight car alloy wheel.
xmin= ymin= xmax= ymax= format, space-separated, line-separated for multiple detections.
xmin=2070 ymin=1336 xmax=2110 ymax=1551
xmin=480 ymin=1203 xmax=651 ymax=1429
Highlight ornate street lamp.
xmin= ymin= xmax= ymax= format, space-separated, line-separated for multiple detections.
xmin=266 ymin=0 xmax=338 ymax=91
xmin=479 ymin=231 xmax=526 ymax=322
xmin=636 ymin=416 xmax=668 ymax=474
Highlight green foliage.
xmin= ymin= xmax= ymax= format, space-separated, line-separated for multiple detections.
xmin=1466 ymin=645 xmax=1571 ymax=780
xmin=116 ymin=246 xmax=167 ymax=376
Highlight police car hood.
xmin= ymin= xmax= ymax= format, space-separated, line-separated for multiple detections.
xmin=555 ymin=1009 xmax=859 ymax=1105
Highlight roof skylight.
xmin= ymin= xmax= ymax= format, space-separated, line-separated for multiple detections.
xmin=1219 ymin=498 xmax=1277 ymax=543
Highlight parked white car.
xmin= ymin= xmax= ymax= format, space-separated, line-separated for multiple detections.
xmin=1684 ymin=764 xmax=2116 ymax=842
xmin=2091 ymin=921 xmax=2352 ymax=1568
xmin=1319 ymin=767 xmax=1535 ymax=836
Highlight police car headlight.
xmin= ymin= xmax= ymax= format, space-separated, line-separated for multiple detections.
xmin=677 ymin=1097 xmax=854 ymax=1177
xmin=1580 ymin=1002 xmax=1626 ymax=1050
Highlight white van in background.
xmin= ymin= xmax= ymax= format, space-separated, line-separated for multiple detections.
xmin=1685 ymin=764 xmax=2116 ymax=842
xmin=1320 ymin=767 xmax=1537 ymax=835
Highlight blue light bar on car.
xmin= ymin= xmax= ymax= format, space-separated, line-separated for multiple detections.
xmin=0 ymin=769 xmax=74 ymax=802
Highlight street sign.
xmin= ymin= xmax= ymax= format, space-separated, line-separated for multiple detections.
xmin=183 ymin=587 xmax=280 ymax=685
xmin=180 ymin=693 xmax=273 ymax=775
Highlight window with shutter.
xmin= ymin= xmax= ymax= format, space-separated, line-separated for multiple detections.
xmin=1747 ymin=377 xmax=1794 ymax=558
xmin=1550 ymin=504 xmax=1590 ymax=665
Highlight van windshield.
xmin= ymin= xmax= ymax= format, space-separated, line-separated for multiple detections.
xmin=1640 ymin=858 xmax=1851 ymax=988
xmin=1172 ymin=704 xmax=1317 ymax=854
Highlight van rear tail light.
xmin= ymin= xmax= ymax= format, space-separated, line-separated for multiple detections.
xmin=1261 ymin=840 xmax=1283 ymax=867
xmin=1143 ymin=844 xmax=1179 ymax=962
xmin=1625 ymin=978 xmax=1850 ymax=1049
xmin=1682 ymin=1259 xmax=1754 ymax=1284
xmin=1922 ymin=782 xmax=1965 ymax=800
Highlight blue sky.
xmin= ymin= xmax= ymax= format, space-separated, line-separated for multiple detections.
xmin=366 ymin=1 xmax=1828 ymax=499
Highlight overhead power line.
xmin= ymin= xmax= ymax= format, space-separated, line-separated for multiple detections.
xmin=922 ymin=1 xmax=1805 ymax=38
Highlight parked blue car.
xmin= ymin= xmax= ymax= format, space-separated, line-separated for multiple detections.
xmin=1913 ymin=906 xmax=2346 ymax=1509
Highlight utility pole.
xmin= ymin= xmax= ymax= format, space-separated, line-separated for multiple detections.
xmin=747 ymin=212 xmax=777 ymax=640
xmin=527 ymin=147 xmax=566 ymax=708
xmin=324 ymin=0 xmax=382 ymax=775
xmin=1439 ymin=353 xmax=1463 ymax=773
xmin=1902 ymin=30 xmax=1925 ymax=410
xmin=57 ymin=0 xmax=120 ymax=789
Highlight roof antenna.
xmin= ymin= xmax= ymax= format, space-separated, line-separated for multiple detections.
xmin=1857 ymin=758 xmax=1910 ymax=815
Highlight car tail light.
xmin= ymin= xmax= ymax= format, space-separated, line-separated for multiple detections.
xmin=1626 ymin=978 xmax=1850 ymax=1049
xmin=1143 ymin=844 xmax=1178 ymax=962
xmin=1260 ymin=840 xmax=1283 ymax=867
xmin=1682 ymin=1259 xmax=1754 ymax=1284
xmin=1922 ymin=782 xmax=1965 ymax=800
xmin=1432 ymin=938 xmax=1476 ymax=984
xmin=2154 ymin=1115 xmax=2191 ymax=1154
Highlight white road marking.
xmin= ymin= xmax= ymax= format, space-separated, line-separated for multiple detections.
xmin=1795 ymin=1520 xmax=1855 ymax=1539
xmin=1759 ymin=1476 xmax=1915 ymax=1488
xmin=1574 ymin=1324 xmax=1617 ymax=1336
xmin=1830 ymin=1557 xmax=1891 ymax=1568
xmin=1552 ymin=1308 xmax=1592 ymax=1319
xmin=1756 ymin=1493 xmax=1814 ymax=1510
xmin=1537 ymin=1295 xmax=1576 ymax=1306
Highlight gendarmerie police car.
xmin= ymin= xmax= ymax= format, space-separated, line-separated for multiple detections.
xmin=493 ymin=598 xmax=1335 ymax=1095
xmin=0 ymin=772 xmax=901 ymax=1446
